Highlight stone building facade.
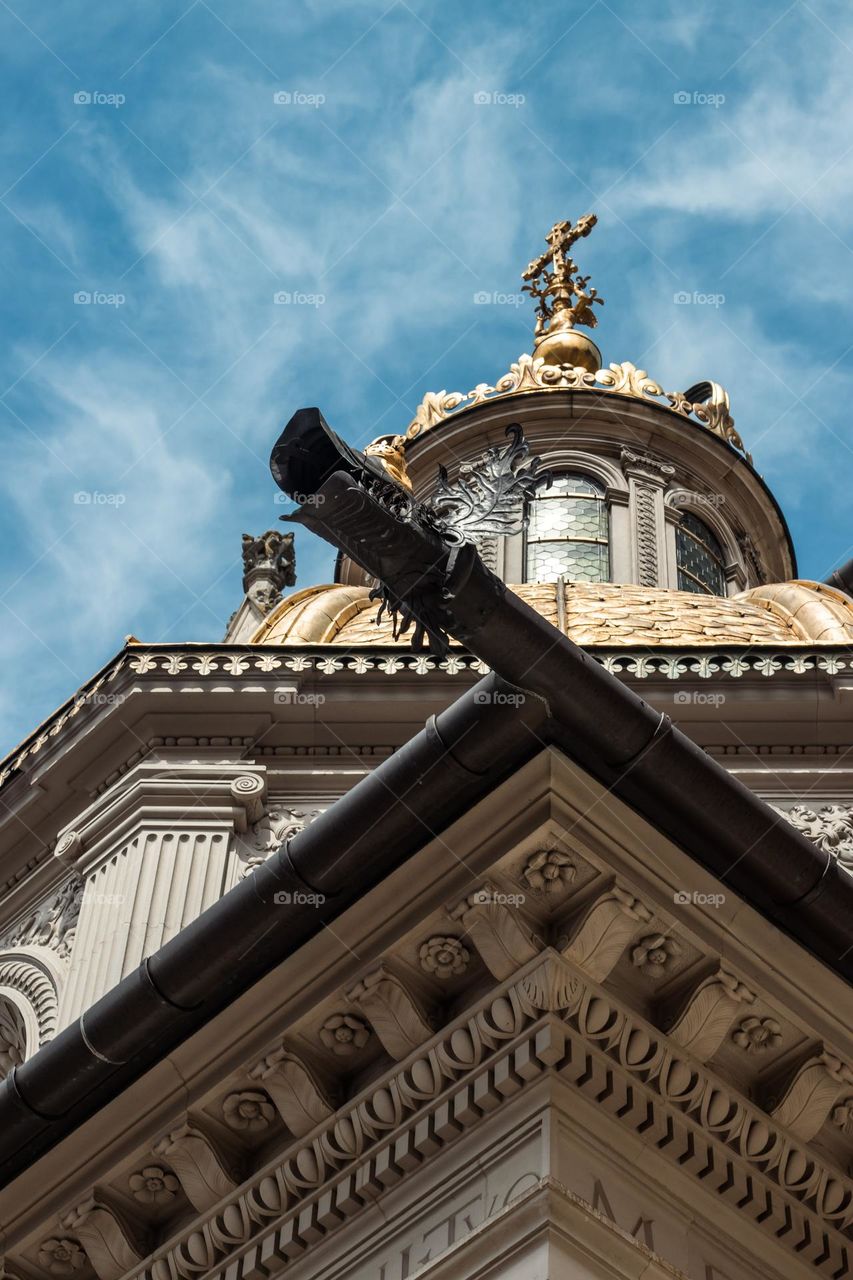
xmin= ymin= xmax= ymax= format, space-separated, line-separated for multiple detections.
xmin=0 ymin=224 xmax=852 ymax=1280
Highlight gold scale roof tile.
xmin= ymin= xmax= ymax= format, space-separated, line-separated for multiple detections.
xmin=252 ymin=580 xmax=853 ymax=648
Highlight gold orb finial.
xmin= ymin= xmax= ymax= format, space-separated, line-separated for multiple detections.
xmin=521 ymin=213 xmax=604 ymax=372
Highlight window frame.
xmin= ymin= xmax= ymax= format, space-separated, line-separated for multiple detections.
xmin=675 ymin=510 xmax=727 ymax=596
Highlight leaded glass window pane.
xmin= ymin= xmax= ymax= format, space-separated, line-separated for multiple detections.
xmin=676 ymin=512 xmax=725 ymax=596
xmin=525 ymin=473 xmax=609 ymax=584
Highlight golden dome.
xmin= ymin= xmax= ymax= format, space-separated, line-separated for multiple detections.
xmin=251 ymin=580 xmax=853 ymax=648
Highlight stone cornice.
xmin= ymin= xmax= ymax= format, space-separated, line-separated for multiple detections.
xmin=2 ymin=644 xmax=851 ymax=793
xmin=43 ymin=951 xmax=853 ymax=1280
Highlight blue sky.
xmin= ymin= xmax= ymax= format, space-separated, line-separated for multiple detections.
xmin=0 ymin=0 xmax=852 ymax=753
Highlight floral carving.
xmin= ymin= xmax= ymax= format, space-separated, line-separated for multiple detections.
xmin=222 ymin=1090 xmax=275 ymax=1132
xmin=775 ymin=804 xmax=853 ymax=873
xmin=631 ymin=933 xmax=681 ymax=978
xmin=319 ymin=1013 xmax=370 ymax=1057
xmin=0 ymin=1000 xmax=26 ymax=1077
xmin=732 ymin=1015 xmax=782 ymax=1054
xmin=523 ymin=849 xmax=575 ymax=895
xmin=0 ymin=877 xmax=82 ymax=960
xmin=37 ymin=1239 xmax=86 ymax=1275
xmin=418 ymin=936 xmax=469 ymax=979
xmin=831 ymin=1098 xmax=853 ymax=1137
xmin=240 ymin=807 xmax=322 ymax=878
xmin=128 ymin=1166 xmax=180 ymax=1205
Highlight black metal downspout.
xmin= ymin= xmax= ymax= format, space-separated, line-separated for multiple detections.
xmin=270 ymin=410 xmax=853 ymax=983
xmin=823 ymin=557 xmax=853 ymax=597
xmin=0 ymin=675 xmax=548 ymax=1183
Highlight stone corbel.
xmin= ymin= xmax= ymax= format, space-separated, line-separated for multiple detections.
xmin=766 ymin=1049 xmax=853 ymax=1141
xmin=152 ymin=1118 xmax=240 ymax=1213
xmin=558 ymin=884 xmax=652 ymax=982
xmin=60 ymin=1192 xmax=148 ymax=1280
xmin=346 ymin=964 xmax=434 ymax=1061
xmin=249 ymin=1047 xmax=337 ymax=1137
xmin=449 ymin=886 xmax=540 ymax=981
xmin=660 ymin=967 xmax=754 ymax=1063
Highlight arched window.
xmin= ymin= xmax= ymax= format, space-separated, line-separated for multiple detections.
xmin=525 ymin=473 xmax=610 ymax=583
xmin=676 ymin=511 xmax=726 ymax=595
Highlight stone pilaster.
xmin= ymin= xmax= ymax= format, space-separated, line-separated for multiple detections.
xmin=620 ymin=447 xmax=674 ymax=588
xmin=54 ymin=764 xmax=267 ymax=1027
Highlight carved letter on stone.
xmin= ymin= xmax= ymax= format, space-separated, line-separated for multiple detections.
xmin=559 ymin=885 xmax=652 ymax=982
xmin=152 ymin=1121 xmax=238 ymax=1213
xmin=664 ymin=969 xmax=754 ymax=1063
xmin=449 ymin=886 xmax=539 ymax=981
xmin=769 ymin=1050 xmax=853 ymax=1141
xmin=347 ymin=965 xmax=433 ymax=1061
xmin=61 ymin=1195 xmax=147 ymax=1280
xmin=249 ymin=1048 xmax=336 ymax=1137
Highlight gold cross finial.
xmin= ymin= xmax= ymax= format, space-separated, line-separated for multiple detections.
xmin=522 ymin=213 xmax=603 ymax=337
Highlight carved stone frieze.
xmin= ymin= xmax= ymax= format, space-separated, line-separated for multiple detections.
xmin=767 ymin=1050 xmax=853 ymax=1141
xmin=152 ymin=1121 xmax=239 ymax=1214
xmin=36 ymin=1239 xmax=86 ymax=1276
xmin=662 ymin=968 xmax=755 ymax=1063
xmin=249 ymin=1047 xmax=337 ymax=1137
xmin=449 ymin=886 xmax=539 ymax=980
xmin=559 ymin=884 xmax=652 ymax=982
xmin=60 ymin=1194 xmax=148 ymax=1280
xmin=110 ymin=952 xmax=853 ymax=1280
xmin=347 ymin=965 xmax=433 ymax=1061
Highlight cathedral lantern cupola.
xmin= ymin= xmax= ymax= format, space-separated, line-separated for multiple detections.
xmin=255 ymin=215 xmax=853 ymax=649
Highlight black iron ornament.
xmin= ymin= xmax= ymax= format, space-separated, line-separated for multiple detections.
xmin=270 ymin=409 xmax=549 ymax=653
